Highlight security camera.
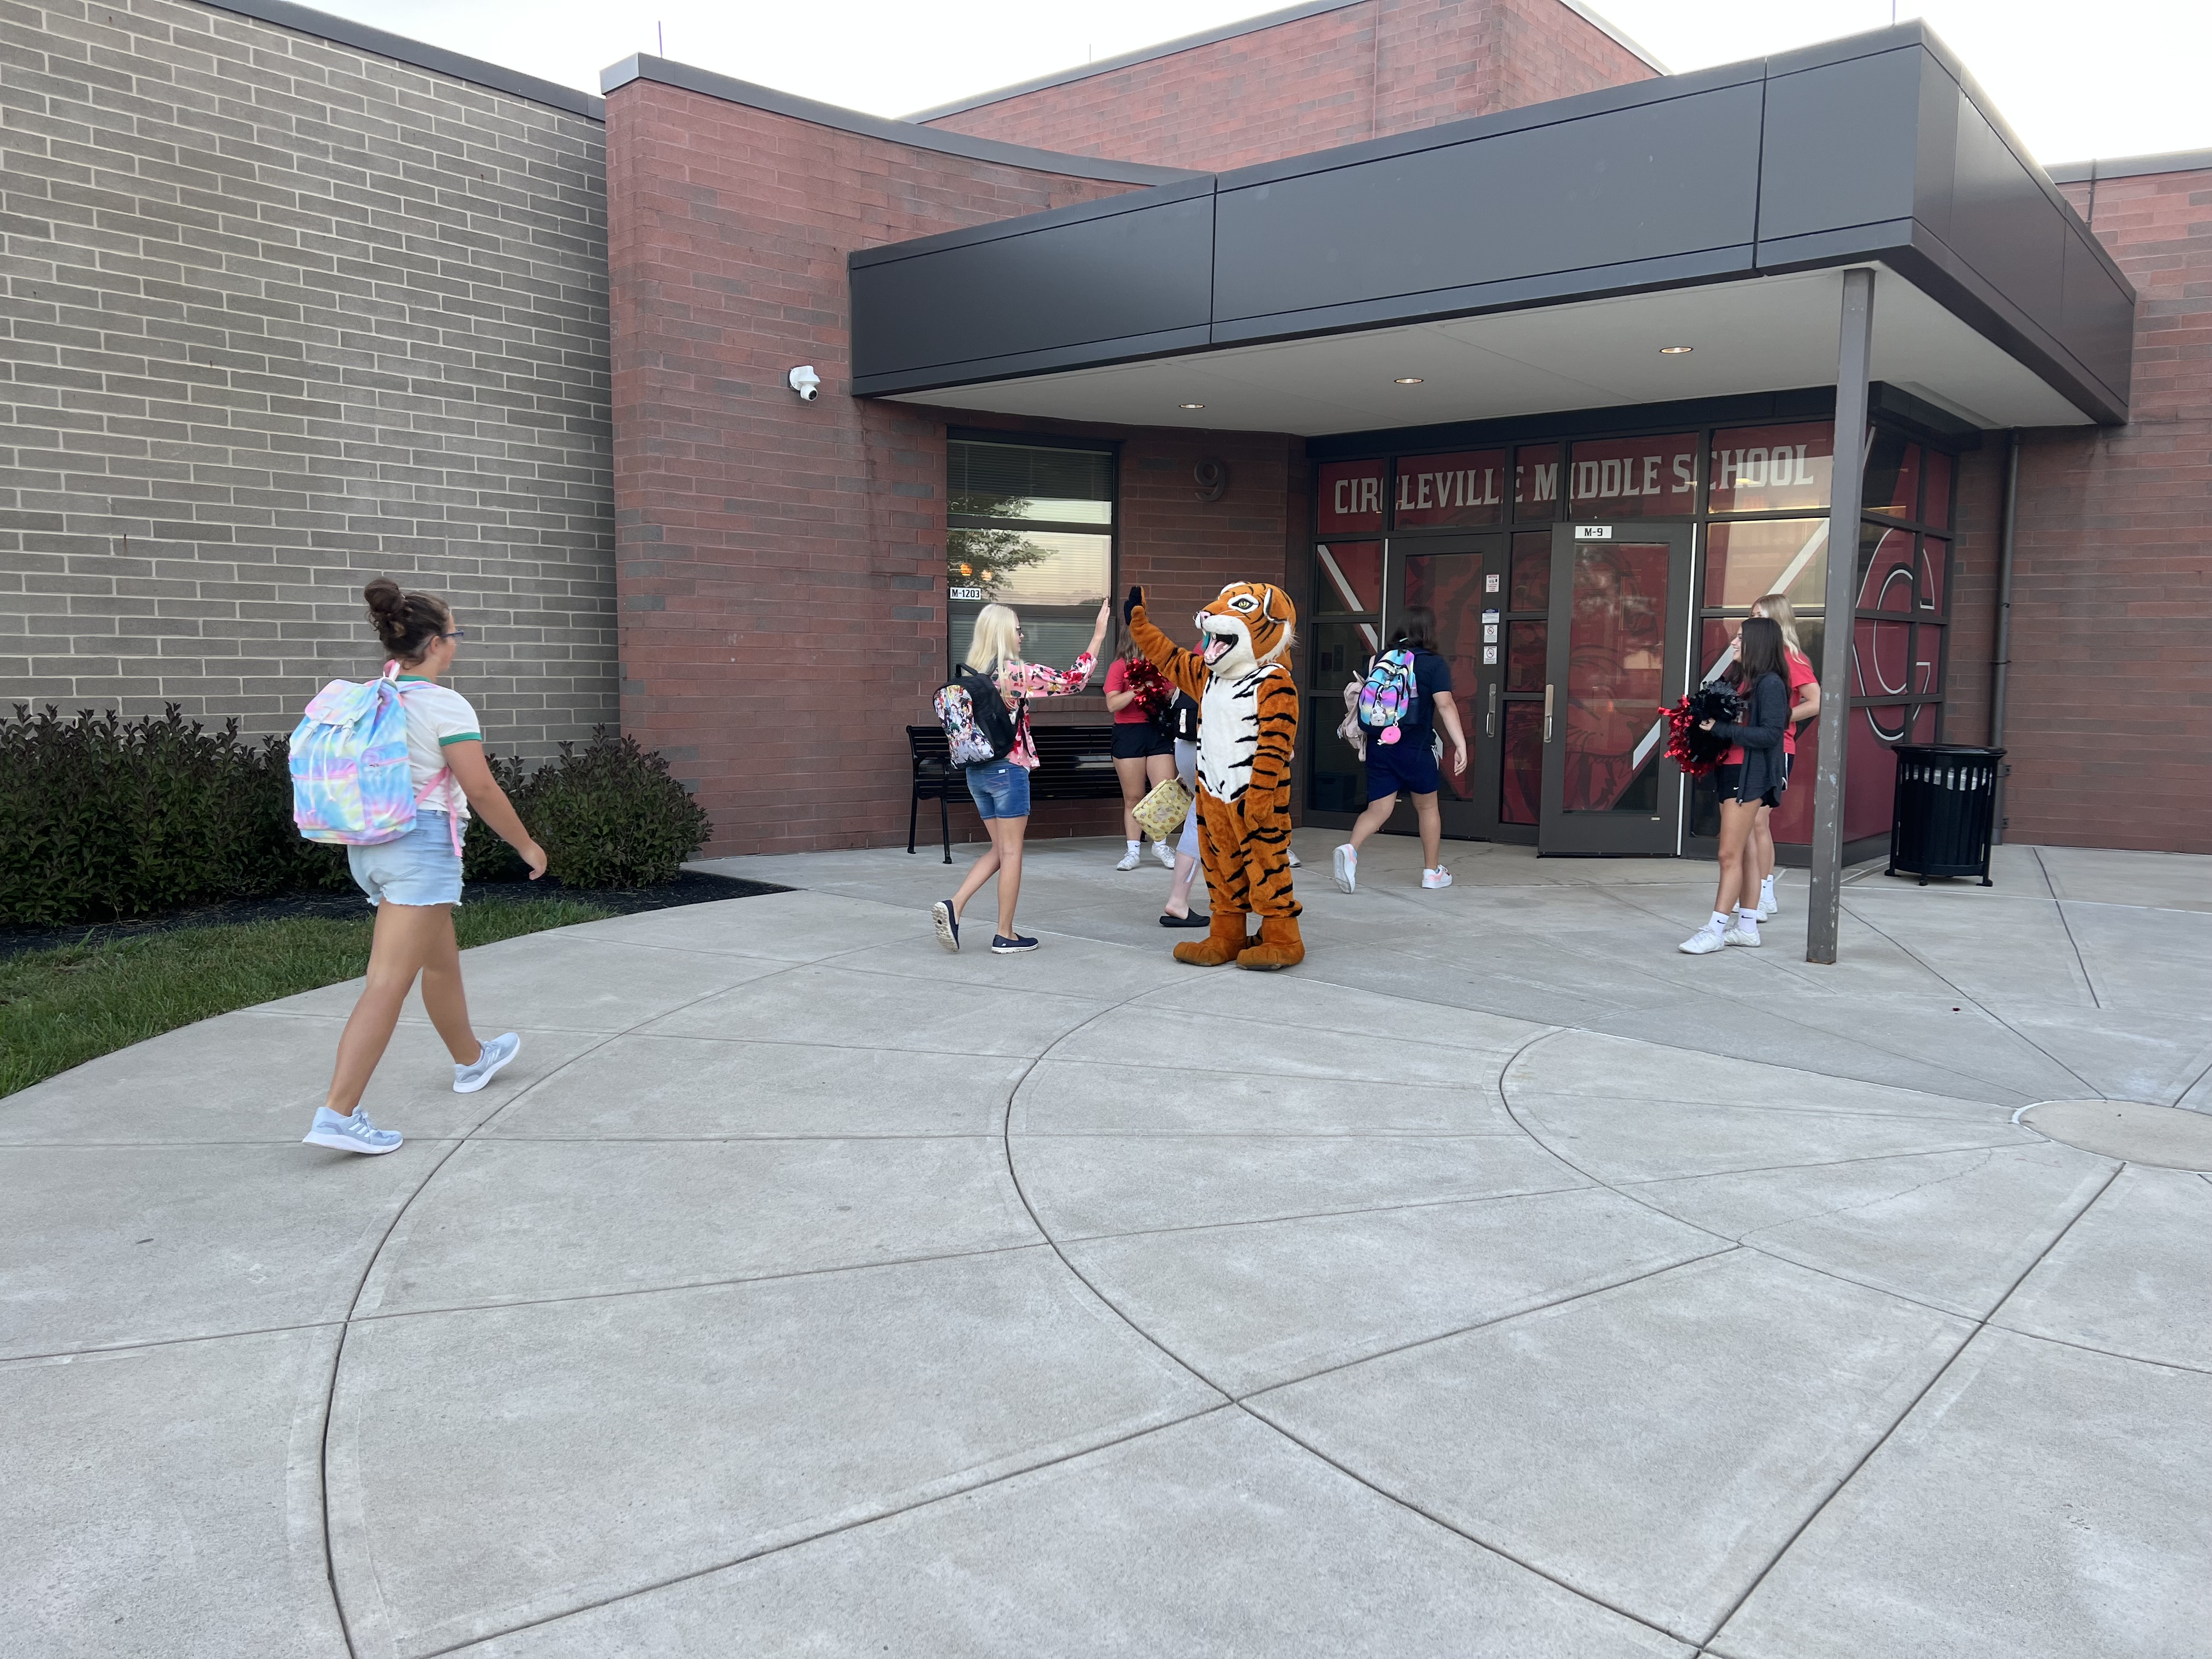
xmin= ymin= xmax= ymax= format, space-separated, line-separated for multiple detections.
xmin=788 ymin=365 xmax=822 ymax=402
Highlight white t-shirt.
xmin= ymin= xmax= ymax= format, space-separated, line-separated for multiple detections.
xmin=392 ymin=676 xmax=481 ymax=821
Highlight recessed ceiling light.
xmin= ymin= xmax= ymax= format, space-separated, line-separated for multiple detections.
xmin=1178 ymin=402 xmax=1205 ymax=409
xmin=1659 ymin=345 xmax=1694 ymax=355
xmin=1393 ymin=376 xmax=1424 ymax=385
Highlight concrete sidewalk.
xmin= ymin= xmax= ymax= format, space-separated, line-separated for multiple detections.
xmin=4 ymin=834 xmax=2208 ymax=1657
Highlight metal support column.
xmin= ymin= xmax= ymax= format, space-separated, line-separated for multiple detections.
xmin=1807 ymin=267 xmax=1875 ymax=964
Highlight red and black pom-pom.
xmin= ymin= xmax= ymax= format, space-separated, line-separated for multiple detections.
xmin=1124 ymin=657 xmax=1175 ymax=724
xmin=1661 ymin=682 xmax=1743 ymax=776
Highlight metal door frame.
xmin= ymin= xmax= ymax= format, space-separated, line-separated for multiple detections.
xmin=1379 ymin=532 xmax=1508 ymax=843
xmin=1536 ymin=521 xmax=1697 ymax=857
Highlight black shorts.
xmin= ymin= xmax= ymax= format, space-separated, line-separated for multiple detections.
xmin=1714 ymin=762 xmax=1780 ymax=811
xmin=1110 ymin=723 xmax=1176 ymax=760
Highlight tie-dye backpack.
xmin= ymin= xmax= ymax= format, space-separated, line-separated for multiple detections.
xmin=290 ymin=663 xmax=442 ymax=846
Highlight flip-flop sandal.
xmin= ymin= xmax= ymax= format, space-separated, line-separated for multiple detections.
xmin=1159 ymin=912 xmax=1210 ymax=928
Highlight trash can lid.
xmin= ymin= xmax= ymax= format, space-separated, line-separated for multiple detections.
xmin=1893 ymin=744 xmax=2006 ymax=758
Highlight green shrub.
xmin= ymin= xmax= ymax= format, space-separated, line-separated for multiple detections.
xmin=0 ymin=708 xmax=710 ymax=924
xmin=0 ymin=705 xmax=347 ymax=924
xmin=522 ymin=729 xmax=713 ymax=888
xmin=462 ymin=751 xmax=534 ymax=883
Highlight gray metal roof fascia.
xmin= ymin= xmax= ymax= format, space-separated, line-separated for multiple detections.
xmin=901 ymin=0 xmax=1664 ymax=125
xmin=188 ymin=0 xmax=603 ymax=119
xmin=2046 ymin=146 xmax=2212 ymax=184
xmin=599 ymin=55 xmax=1201 ymax=187
xmin=848 ymin=176 xmax=1218 ymax=270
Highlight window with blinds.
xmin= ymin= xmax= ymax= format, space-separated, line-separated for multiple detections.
xmin=947 ymin=437 xmax=1114 ymax=675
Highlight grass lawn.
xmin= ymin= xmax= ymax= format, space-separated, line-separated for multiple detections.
xmin=0 ymin=898 xmax=611 ymax=1098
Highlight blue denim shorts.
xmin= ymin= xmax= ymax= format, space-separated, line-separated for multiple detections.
xmin=348 ymin=811 xmax=464 ymax=907
xmin=965 ymin=758 xmax=1031 ymax=820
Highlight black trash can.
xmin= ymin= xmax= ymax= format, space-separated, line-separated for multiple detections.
xmin=1886 ymin=744 xmax=2005 ymax=885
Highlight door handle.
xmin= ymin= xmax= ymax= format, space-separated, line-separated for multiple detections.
xmin=1543 ymin=684 xmax=1554 ymax=744
xmin=1486 ymin=681 xmax=1498 ymax=738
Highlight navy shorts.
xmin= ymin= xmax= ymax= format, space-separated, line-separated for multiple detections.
xmin=1364 ymin=733 xmax=1440 ymax=801
xmin=965 ymin=758 xmax=1031 ymax=819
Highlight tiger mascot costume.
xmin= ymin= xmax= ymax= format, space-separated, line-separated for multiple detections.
xmin=1125 ymin=583 xmax=1304 ymax=970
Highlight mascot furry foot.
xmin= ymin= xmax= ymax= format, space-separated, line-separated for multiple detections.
xmin=1174 ymin=909 xmax=1248 ymax=967
xmin=1235 ymin=915 xmax=1304 ymax=972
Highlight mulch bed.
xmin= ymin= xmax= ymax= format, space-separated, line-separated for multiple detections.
xmin=0 ymin=869 xmax=791 ymax=962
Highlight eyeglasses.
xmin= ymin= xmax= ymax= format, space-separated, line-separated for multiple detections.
xmin=439 ymin=629 xmax=469 ymax=641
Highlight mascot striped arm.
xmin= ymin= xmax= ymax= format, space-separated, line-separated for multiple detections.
xmin=1125 ymin=583 xmax=1304 ymax=970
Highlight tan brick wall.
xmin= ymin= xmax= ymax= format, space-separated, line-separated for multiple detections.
xmin=0 ymin=0 xmax=615 ymax=756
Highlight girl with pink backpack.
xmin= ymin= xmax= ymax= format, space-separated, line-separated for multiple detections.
xmin=294 ymin=579 xmax=547 ymax=1155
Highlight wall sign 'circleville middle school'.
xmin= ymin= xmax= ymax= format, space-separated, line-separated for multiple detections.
xmin=1315 ymin=428 xmax=1837 ymax=535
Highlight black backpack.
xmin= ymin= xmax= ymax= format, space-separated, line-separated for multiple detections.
xmin=934 ymin=665 xmax=1024 ymax=765
xmin=1170 ymin=691 xmax=1200 ymax=744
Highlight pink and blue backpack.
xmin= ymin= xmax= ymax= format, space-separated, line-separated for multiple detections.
xmin=290 ymin=664 xmax=457 ymax=851
xmin=1356 ymin=649 xmax=1420 ymax=746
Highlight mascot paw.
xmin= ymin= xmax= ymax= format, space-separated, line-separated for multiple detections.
xmin=1235 ymin=915 xmax=1305 ymax=972
xmin=1175 ymin=910 xmax=1247 ymax=967
xmin=1124 ymin=584 xmax=1145 ymax=623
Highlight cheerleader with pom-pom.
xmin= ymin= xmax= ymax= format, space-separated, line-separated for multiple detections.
xmin=1680 ymin=616 xmax=1792 ymax=955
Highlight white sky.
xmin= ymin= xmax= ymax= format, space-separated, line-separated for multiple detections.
xmin=309 ymin=0 xmax=2210 ymax=166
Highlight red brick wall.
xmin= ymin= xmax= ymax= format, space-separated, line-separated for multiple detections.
xmin=605 ymin=80 xmax=1306 ymax=855
xmin=1994 ymin=167 xmax=2212 ymax=853
xmin=922 ymin=0 xmax=1656 ymax=174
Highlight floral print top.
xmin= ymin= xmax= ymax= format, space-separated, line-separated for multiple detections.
xmin=989 ymin=651 xmax=1097 ymax=770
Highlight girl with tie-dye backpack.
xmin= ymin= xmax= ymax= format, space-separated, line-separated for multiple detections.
xmin=296 ymin=578 xmax=548 ymax=1159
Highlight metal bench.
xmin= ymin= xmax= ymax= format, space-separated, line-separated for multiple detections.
xmin=906 ymin=723 xmax=1122 ymax=862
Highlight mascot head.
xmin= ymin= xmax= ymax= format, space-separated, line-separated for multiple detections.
xmin=1197 ymin=582 xmax=1297 ymax=679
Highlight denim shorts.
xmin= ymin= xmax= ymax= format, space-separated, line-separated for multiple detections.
xmin=348 ymin=811 xmax=464 ymax=907
xmin=965 ymin=758 xmax=1031 ymax=820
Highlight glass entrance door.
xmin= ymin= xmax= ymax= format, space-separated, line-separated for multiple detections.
xmin=1381 ymin=533 xmax=1548 ymax=843
xmin=1537 ymin=522 xmax=1695 ymax=856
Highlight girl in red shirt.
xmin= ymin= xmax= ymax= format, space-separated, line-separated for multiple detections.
xmin=1748 ymin=594 xmax=1820 ymax=919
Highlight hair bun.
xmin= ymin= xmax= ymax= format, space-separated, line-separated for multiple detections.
xmin=363 ymin=576 xmax=404 ymax=617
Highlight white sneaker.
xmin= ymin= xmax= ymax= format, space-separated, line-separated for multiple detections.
xmin=1115 ymin=846 xmax=1142 ymax=871
xmin=1678 ymin=928 xmax=1726 ymax=955
xmin=1421 ymin=866 xmax=1452 ymax=889
xmin=454 ymin=1031 xmax=521 ymax=1093
xmin=1286 ymin=849 xmax=1302 ymax=867
xmin=1332 ymin=844 xmax=1357 ymax=893
xmin=1757 ymin=899 xmax=1778 ymax=921
xmin=1154 ymin=839 xmax=1175 ymax=869
xmin=1723 ymin=927 xmax=1762 ymax=947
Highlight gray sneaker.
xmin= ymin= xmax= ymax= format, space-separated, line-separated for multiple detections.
xmin=302 ymin=1107 xmax=403 ymax=1155
xmin=454 ymin=1032 xmax=521 ymax=1094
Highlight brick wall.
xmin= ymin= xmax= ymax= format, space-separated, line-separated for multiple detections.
xmin=922 ymin=0 xmax=1656 ymax=174
xmin=1992 ymin=167 xmax=2212 ymax=853
xmin=0 ymin=0 xmax=614 ymax=755
xmin=605 ymin=76 xmax=1312 ymax=855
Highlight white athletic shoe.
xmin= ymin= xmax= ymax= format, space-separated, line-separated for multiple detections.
xmin=453 ymin=1031 xmax=521 ymax=1094
xmin=1723 ymin=927 xmax=1762 ymax=947
xmin=1154 ymin=839 xmax=1175 ymax=869
xmin=1332 ymin=844 xmax=1357 ymax=893
xmin=1285 ymin=849 xmax=1302 ymax=868
xmin=1421 ymin=865 xmax=1453 ymax=889
xmin=1678 ymin=928 xmax=1726 ymax=955
xmin=1115 ymin=846 xmax=1142 ymax=871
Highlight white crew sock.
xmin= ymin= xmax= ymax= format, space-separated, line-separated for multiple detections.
xmin=1760 ymin=873 xmax=1776 ymax=899
xmin=1708 ymin=911 xmax=1730 ymax=936
xmin=1736 ymin=907 xmax=1760 ymax=940
xmin=1126 ymin=840 xmax=1141 ymax=854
